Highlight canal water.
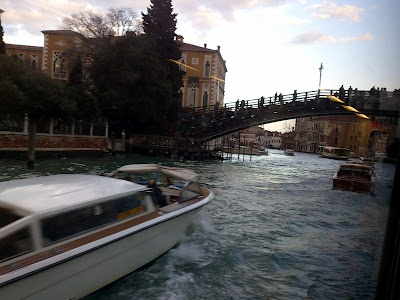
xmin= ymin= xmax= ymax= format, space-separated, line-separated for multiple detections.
xmin=0 ymin=150 xmax=395 ymax=299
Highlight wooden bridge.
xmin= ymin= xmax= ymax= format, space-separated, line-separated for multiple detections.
xmin=127 ymin=88 xmax=399 ymax=154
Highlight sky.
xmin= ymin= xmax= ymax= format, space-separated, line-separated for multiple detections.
xmin=1 ymin=0 xmax=399 ymax=132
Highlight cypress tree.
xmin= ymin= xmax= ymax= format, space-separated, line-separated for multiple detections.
xmin=0 ymin=16 xmax=6 ymax=54
xmin=142 ymin=0 xmax=183 ymax=128
xmin=142 ymin=0 xmax=180 ymax=60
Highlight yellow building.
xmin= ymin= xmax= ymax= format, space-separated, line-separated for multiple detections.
xmin=294 ymin=115 xmax=373 ymax=157
xmin=5 ymin=31 xmax=227 ymax=109
xmin=41 ymin=30 xmax=85 ymax=80
xmin=177 ymin=36 xmax=227 ymax=108
xmin=5 ymin=44 xmax=43 ymax=71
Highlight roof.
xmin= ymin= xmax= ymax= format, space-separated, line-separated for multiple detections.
xmin=179 ymin=43 xmax=216 ymax=52
xmin=179 ymin=42 xmax=228 ymax=72
xmin=0 ymin=175 xmax=144 ymax=216
xmin=5 ymin=44 xmax=43 ymax=52
xmin=111 ymin=164 xmax=198 ymax=181
xmin=41 ymin=29 xmax=83 ymax=36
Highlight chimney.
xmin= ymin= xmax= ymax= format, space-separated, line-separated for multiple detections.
xmin=204 ymin=43 xmax=207 ymax=48
xmin=217 ymin=45 xmax=220 ymax=51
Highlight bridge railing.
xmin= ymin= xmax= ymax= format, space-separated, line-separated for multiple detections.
xmin=179 ymin=88 xmax=400 ymax=121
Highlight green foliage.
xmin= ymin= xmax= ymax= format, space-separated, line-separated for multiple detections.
xmin=91 ymin=34 xmax=178 ymax=134
xmin=142 ymin=0 xmax=179 ymax=59
xmin=0 ymin=22 xmax=5 ymax=54
xmin=0 ymin=54 xmax=75 ymax=121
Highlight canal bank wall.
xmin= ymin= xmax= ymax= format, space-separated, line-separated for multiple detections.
xmin=0 ymin=133 xmax=108 ymax=151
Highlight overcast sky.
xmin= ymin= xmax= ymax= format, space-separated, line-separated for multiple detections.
xmin=2 ymin=0 xmax=399 ymax=131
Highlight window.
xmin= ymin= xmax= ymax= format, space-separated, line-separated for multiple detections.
xmin=18 ymin=53 xmax=24 ymax=60
xmin=180 ymin=59 xmax=186 ymax=71
xmin=31 ymin=54 xmax=38 ymax=71
xmin=41 ymin=192 xmax=146 ymax=246
xmin=52 ymin=51 xmax=67 ymax=79
xmin=0 ymin=227 xmax=33 ymax=262
xmin=204 ymin=60 xmax=210 ymax=78
xmin=192 ymin=57 xmax=199 ymax=65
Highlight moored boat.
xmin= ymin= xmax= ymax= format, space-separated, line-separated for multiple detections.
xmin=0 ymin=164 xmax=213 ymax=300
xmin=332 ymin=163 xmax=375 ymax=194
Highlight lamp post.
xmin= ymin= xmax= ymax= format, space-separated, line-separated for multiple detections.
xmin=318 ymin=63 xmax=324 ymax=90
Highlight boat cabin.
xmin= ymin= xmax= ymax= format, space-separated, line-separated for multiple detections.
xmin=0 ymin=175 xmax=152 ymax=264
xmin=321 ymin=146 xmax=350 ymax=160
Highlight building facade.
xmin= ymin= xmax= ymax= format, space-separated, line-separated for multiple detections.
xmin=5 ymin=44 xmax=43 ymax=72
xmin=177 ymin=36 xmax=227 ymax=108
xmin=5 ymin=31 xmax=227 ymax=109
xmin=294 ymin=115 xmax=373 ymax=157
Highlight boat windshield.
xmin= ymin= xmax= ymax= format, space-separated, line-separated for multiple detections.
xmin=180 ymin=182 xmax=203 ymax=203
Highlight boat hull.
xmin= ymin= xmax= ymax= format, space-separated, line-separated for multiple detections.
xmin=332 ymin=177 xmax=373 ymax=194
xmin=0 ymin=208 xmax=200 ymax=300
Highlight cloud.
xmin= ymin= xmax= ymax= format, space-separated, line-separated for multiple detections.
xmin=340 ymin=32 xmax=374 ymax=43
xmin=306 ymin=2 xmax=365 ymax=22
xmin=1 ymin=0 xmax=147 ymax=38
xmin=291 ymin=31 xmax=336 ymax=44
xmin=291 ymin=30 xmax=374 ymax=45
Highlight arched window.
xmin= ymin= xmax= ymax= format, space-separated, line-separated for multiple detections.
xmin=52 ymin=51 xmax=67 ymax=79
xmin=31 ymin=54 xmax=38 ymax=71
xmin=180 ymin=59 xmax=186 ymax=72
xmin=204 ymin=60 xmax=210 ymax=78
xmin=202 ymin=91 xmax=209 ymax=109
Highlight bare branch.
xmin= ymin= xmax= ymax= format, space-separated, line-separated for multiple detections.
xmin=107 ymin=7 xmax=142 ymax=36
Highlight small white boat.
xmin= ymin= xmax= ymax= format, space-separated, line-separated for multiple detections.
xmin=0 ymin=164 xmax=213 ymax=300
xmin=333 ymin=163 xmax=375 ymax=194
xmin=284 ymin=149 xmax=295 ymax=156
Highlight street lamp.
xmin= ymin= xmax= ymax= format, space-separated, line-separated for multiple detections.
xmin=318 ymin=63 xmax=324 ymax=90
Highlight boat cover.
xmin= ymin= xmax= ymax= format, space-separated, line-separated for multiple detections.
xmin=111 ymin=164 xmax=198 ymax=181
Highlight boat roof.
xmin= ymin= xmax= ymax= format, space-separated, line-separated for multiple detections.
xmin=339 ymin=163 xmax=374 ymax=170
xmin=110 ymin=164 xmax=198 ymax=181
xmin=0 ymin=174 xmax=145 ymax=216
xmin=323 ymin=146 xmax=349 ymax=150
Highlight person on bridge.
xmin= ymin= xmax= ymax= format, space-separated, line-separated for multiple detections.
xmin=259 ymin=96 xmax=265 ymax=107
xmin=279 ymin=93 xmax=283 ymax=105
xmin=348 ymin=86 xmax=353 ymax=104
xmin=293 ymin=90 xmax=297 ymax=101
xmin=339 ymin=85 xmax=345 ymax=100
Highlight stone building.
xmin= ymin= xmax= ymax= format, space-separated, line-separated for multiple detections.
xmin=294 ymin=115 xmax=372 ymax=157
xmin=177 ymin=36 xmax=227 ymax=108
xmin=4 ymin=44 xmax=43 ymax=71
xmin=5 ymin=31 xmax=227 ymax=109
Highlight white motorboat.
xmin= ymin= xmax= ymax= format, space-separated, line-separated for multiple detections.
xmin=0 ymin=164 xmax=213 ymax=300
xmin=284 ymin=149 xmax=295 ymax=156
xmin=320 ymin=146 xmax=350 ymax=160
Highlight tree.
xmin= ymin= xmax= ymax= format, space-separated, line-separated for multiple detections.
xmin=0 ymin=54 xmax=76 ymax=168
xmin=91 ymin=34 xmax=174 ymax=134
xmin=61 ymin=8 xmax=142 ymax=39
xmin=0 ymin=16 xmax=5 ymax=54
xmin=142 ymin=0 xmax=184 ymax=127
xmin=107 ymin=7 xmax=142 ymax=36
